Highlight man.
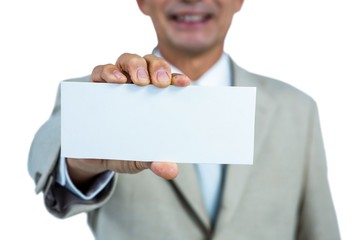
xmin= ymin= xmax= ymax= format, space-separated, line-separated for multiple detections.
xmin=28 ymin=0 xmax=340 ymax=239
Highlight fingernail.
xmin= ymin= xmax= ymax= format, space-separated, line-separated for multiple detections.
xmin=173 ymin=75 xmax=191 ymax=86
xmin=156 ymin=69 xmax=170 ymax=83
xmin=137 ymin=68 xmax=149 ymax=83
xmin=113 ymin=70 xmax=126 ymax=81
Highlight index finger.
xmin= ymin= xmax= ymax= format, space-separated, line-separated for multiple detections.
xmin=91 ymin=64 xmax=128 ymax=83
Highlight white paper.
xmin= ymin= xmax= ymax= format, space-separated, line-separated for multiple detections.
xmin=61 ymin=82 xmax=256 ymax=164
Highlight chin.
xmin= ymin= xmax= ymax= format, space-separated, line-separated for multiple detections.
xmin=173 ymin=39 xmax=216 ymax=53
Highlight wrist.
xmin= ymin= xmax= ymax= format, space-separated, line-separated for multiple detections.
xmin=66 ymin=158 xmax=107 ymax=191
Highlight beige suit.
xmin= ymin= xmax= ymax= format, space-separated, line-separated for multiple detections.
xmin=28 ymin=59 xmax=340 ymax=240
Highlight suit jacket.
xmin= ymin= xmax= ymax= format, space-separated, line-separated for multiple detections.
xmin=28 ymin=59 xmax=340 ymax=240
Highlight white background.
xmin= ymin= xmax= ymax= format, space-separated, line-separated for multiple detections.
xmin=1 ymin=0 xmax=359 ymax=239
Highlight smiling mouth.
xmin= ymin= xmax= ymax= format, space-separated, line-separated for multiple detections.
xmin=170 ymin=13 xmax=213 ymax=24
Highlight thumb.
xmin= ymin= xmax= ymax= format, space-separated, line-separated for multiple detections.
xmin=105 ymin=160 xmax=178 ymax=180
xmin=105 ymin=160 xmax=151 ymax=174
xmin=150 ymin=162 xmax=178 ymax=180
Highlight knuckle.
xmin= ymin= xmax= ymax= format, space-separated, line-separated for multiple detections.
xmin=126 ymin=58 xmax=147 ymax=72
xmin=144 ymin=54 xmax=170 ymax=70
xmin=91 ymin=65 xmax=103 ymax=75
xmin=103 ymin=63 xmax=115 ymax=70
xmin=151 ymin=60 xmax=170 ymax=70
xmin=118 ymin=53 xmax=146 ymax=71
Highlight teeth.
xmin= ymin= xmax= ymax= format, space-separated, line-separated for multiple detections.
xmin=178 ymin=15 xmax=204 ymax=22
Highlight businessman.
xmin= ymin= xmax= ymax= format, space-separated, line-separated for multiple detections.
xmin=28 ymin=0 xmax=340 ymax=239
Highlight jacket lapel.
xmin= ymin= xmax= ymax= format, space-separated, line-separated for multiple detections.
xmin=172 ymin=163 xmax=211 ymax=229
xmin=216 ymin=60 xmax=278 ymax=229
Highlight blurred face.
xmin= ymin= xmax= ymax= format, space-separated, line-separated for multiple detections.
xmin=137 ymin=0 xmax=244 ymax=55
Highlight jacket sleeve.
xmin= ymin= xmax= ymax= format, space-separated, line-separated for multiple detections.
xmin=28 ymin=76 xmax=117 ymax=218
xmin=297 ymin=104 xmax=341 ymax=240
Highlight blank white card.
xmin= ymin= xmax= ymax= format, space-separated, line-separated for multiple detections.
xmin=61 ymin=82 xmax=256 ymax=164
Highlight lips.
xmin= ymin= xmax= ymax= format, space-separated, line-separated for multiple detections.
xmin=170 ymin=13 xmax=212 ymax=23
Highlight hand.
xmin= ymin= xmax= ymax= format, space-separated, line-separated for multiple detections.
xmin=66 ymin=158 xmax=178 ymax=192
xmin=91 ymin=53 xmax=191 ymax=87
xmin=67 ymin=54 xmax=190 ymax=189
